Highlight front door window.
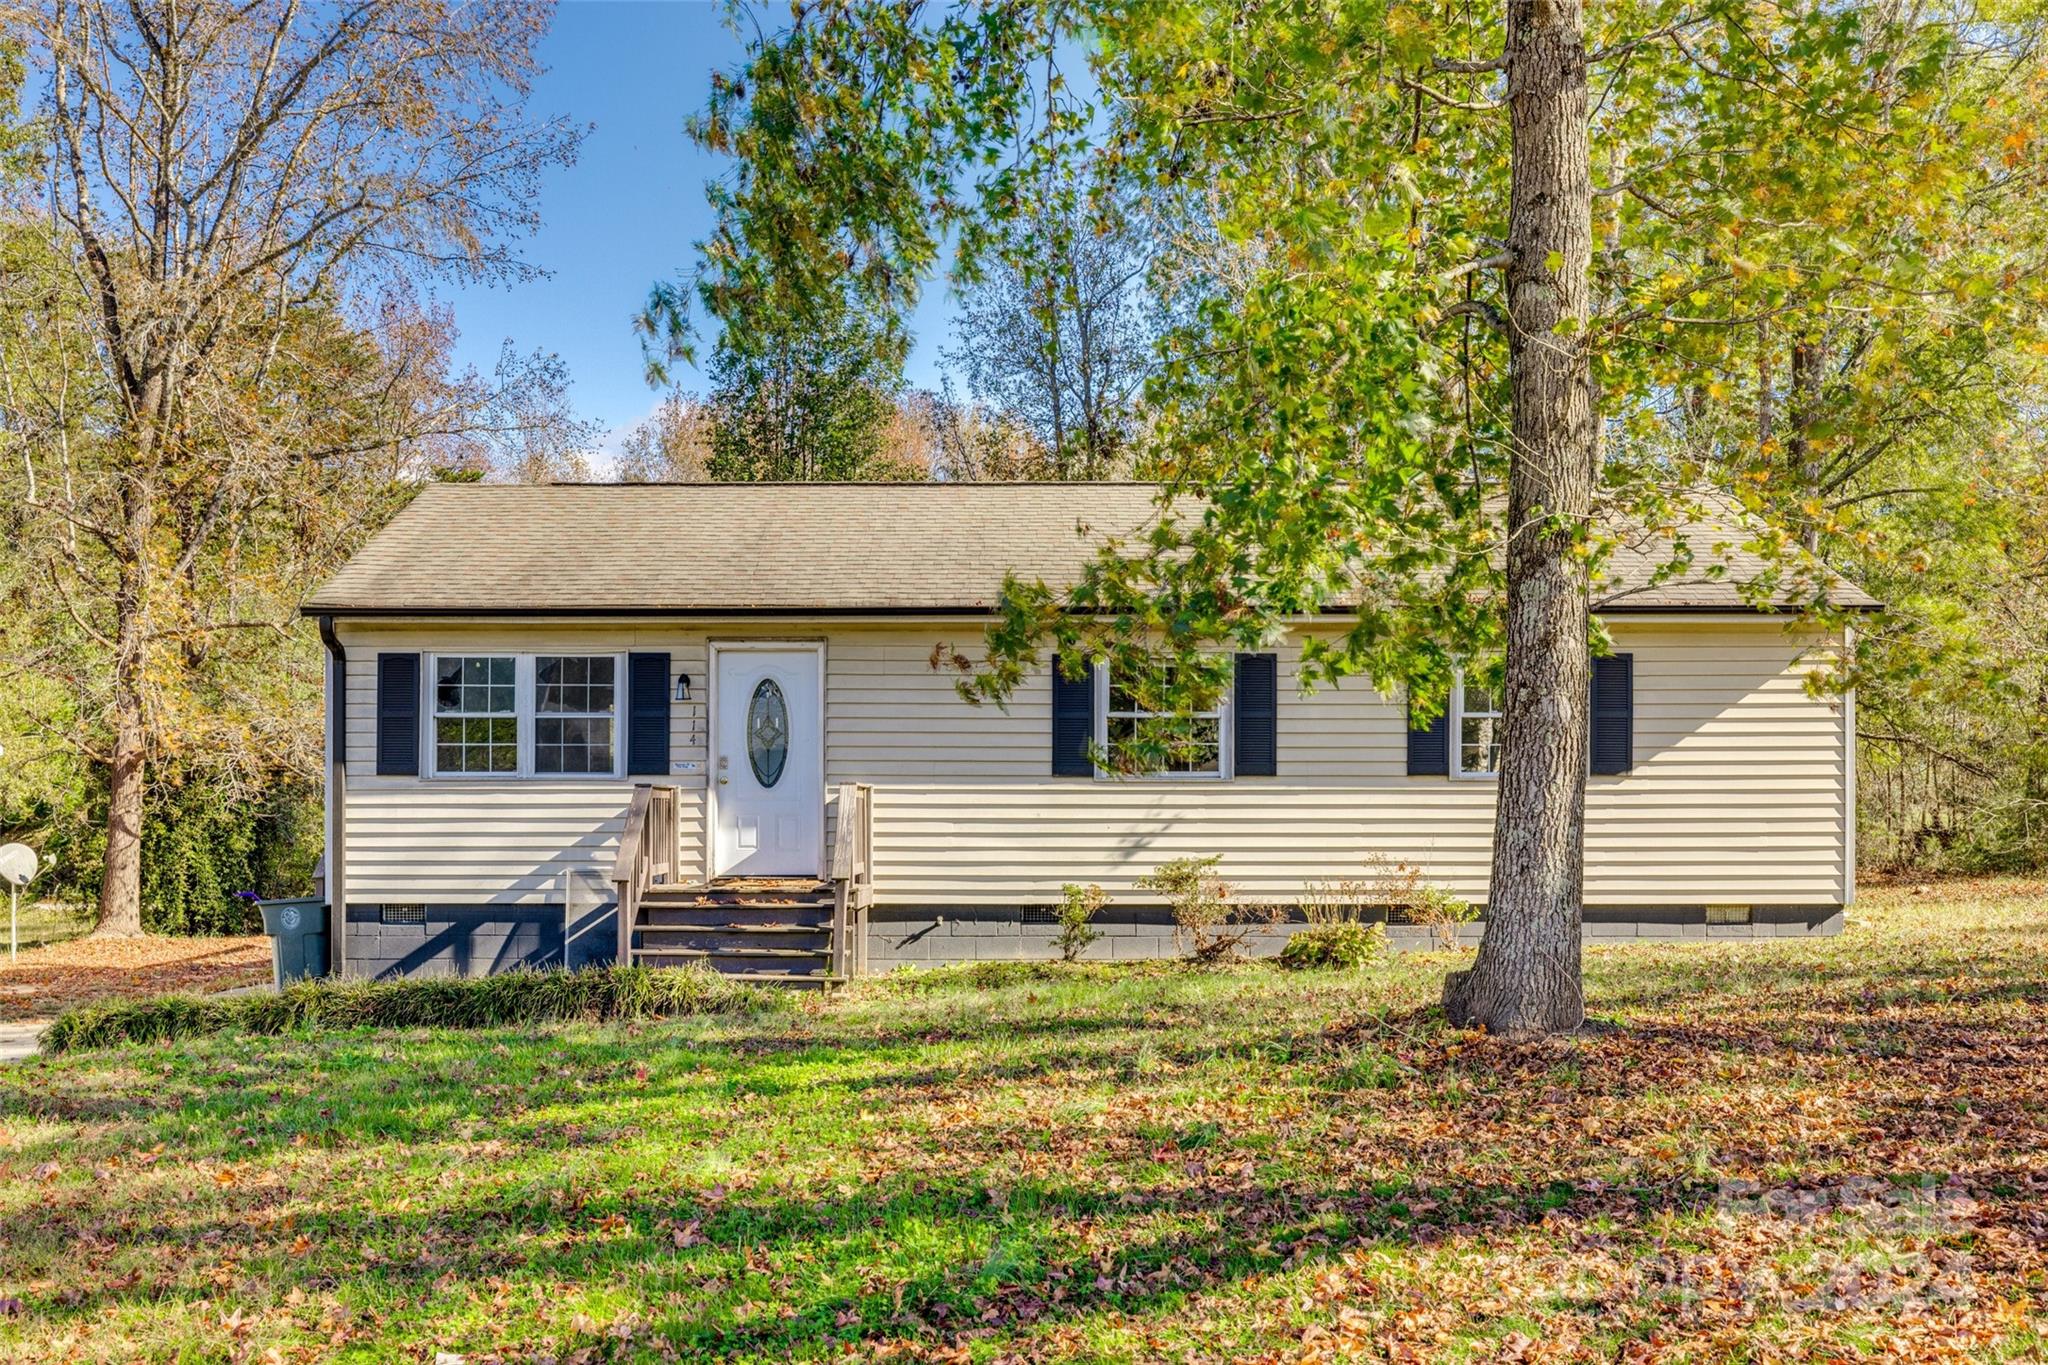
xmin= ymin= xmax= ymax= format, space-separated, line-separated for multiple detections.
xmin=747 ymin=678 xmax=789 ymax=787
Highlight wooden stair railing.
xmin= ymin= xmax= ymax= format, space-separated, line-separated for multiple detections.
xmin=612 ymin=783 xmax=679 ymax=965
xmin=829 ymin=782 xmax=874 ymax=978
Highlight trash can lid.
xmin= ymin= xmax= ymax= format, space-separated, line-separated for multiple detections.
xmin=259 ymin=897 xmax=326 ymax=936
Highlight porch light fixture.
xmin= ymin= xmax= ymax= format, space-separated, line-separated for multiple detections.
xmin=674 ymin=672 xmax=692 ymax=702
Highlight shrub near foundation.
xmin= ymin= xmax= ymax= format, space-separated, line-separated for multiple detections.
xmin=1055 ymin=882 xmax=1107 ymax=961
xmin=41 ymin=964 xmax=783 ymax=1053
xmin=1280 ymin=921 xmax=1389 ymax=971
xmin=1138 ymin=855 xmax=1284 ymax=961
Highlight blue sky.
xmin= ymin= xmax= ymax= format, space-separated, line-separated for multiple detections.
xmin=437 ymin=0 xmax=957 ymax=447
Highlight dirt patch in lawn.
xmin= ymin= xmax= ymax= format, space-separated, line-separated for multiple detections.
xmin=0 ymin=934 xmax=269 ymax=1022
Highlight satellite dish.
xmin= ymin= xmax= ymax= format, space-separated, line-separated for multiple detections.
xmin=0 ymin=844 xmax=36 ymax=889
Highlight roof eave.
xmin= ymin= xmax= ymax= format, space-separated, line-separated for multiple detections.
xmin=301 ymin=599 xmax=1882 ymax=620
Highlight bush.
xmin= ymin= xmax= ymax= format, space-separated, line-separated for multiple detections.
xmin=140 ymin=778 xmax=321 ymax=935
xmin=41 ymin=963 xmax=782 ymax=1053
xmin=1411 ymin=885 xmax=1479 ymax=950
xmin=1280 ymin=921 xmax=1388 ymax=971
xmin=1299 ymin=876 xmax=1373 ymax=926
xmin=1300 ymin=855 xmax=1478 ymax=949
xmin=1055 ymin=882 xmax=1107 ymax=961
xmin=1137 ymin=855 xmax=1281 ymax=962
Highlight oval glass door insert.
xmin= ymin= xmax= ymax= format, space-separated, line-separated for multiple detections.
xmin=746 ymin=678 xmax=789 ymax=787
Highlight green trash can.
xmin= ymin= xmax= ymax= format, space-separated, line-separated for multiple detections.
xmin=258 ymin=897 xmax=330 ymax=986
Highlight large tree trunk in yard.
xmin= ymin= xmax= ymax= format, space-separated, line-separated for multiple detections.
xmin=1443 ymin=0 xmax=1596 ymax=1037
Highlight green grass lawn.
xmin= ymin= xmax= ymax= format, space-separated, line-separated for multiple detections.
xmin=3 ymin=884 xmax=2045 ymax=1363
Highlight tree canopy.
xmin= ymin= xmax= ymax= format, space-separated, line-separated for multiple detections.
xmin=0 ymin=0 xmax=588 ymax=931
xmin=670 ymin=0 xmax=2048 ymax=1031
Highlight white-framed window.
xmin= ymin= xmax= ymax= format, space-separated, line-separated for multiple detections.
xmin=1095 ymin=663 xmax=1232 ymax=781
xmin=1452 ymin=671 xmax=1503 ymax=779
xmin=427 ymin=653 xmax=623 ymax=779
xmin=432 ymin=654 xmax=519 ymax=774
xmin=534 ymin=655 xmax=618 ymax=775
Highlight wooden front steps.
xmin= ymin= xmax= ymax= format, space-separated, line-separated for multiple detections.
xmin=628 ymin=878 xmax=840 ymax=986
xmin=612 ymin=783 xmax=871 ymax=987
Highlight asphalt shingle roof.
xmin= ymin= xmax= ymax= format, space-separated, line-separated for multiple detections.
xmin=302 ymin=482 xmax=1878 ymax=615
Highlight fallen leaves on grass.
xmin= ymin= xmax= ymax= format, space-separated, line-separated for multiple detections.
xmin=0 ymin=932 xmax=269 ymax=1022
xmin=3 ymin=885 xmax=2046 ymax=1363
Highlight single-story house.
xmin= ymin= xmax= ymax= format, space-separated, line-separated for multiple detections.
xmin=302 ymin=482 xmax=1876 ymax=982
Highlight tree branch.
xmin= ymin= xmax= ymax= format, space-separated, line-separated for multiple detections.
xmin=1432 ymin=54 xmax=1505 ymax=73
xmin=1440 ymin=251 xmax=1514 ymax=283
xmin=1440 ymin=299 xmax=1508 ymax=332
xmin=1396 ymin=76 xmax=1504 ymax=112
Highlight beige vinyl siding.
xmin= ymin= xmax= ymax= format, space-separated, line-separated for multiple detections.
xmin=337 ymin=623 xmax=710 ymax=904
xmin=332 ymin=615 xmax=1847 ymax=909
xmin=824 ymin=620 xmax=1846 ymax=907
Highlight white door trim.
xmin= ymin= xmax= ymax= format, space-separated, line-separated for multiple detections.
xmin=705 ymin=639 xmax=828 ymax=880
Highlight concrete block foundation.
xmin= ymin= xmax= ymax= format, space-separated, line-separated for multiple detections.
xmin=343 ymin=902 xmax=620 ymax=980
xmin=865 ymin=904 xmax=1845 ymax=971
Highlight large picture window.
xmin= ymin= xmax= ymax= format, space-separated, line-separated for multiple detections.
xmin=427 ymin=653 xmax=623 ymax=778
xmin=1453 ymin=672 xmax=1503 ymax=778
xmin=1097 ymin=664 xmax=1229 ymax=780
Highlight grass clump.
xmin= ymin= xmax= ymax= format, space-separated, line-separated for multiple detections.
xmin=1280 ymin=921 xmax=1388 ymax=971
xmin=41 ymin=963 xmax=781 ymax=1053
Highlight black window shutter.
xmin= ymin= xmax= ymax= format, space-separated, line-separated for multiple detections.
xmin=1051 ymin=660 xmax=1096 ymax=776
xmin=1590 ymin=652 xmax=1635 ymax=775
xmin=375 ymin=653 xmax=421 ymax=776
xmin=626 ymin=652 xmax=671 ymax=776
xmin=1233 ymin=653 xmax=1278 ymax=776
xmin=1406 ymin=691 xmax=1450 ymax=776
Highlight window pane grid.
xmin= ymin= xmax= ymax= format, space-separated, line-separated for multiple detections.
xmin=1457 ymin=680 xmax=1502 ymax=776
xmin=534 ymin=655 xmax=616 ymax=775
xmin=1108 ymin=715 xmax=1222 ymax=774
xmin=434 ymin=655 xmax=517 ymax=774
xmin=1104 ymin=665 xmax=1225 ymax=778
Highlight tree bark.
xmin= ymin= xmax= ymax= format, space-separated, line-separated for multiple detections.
xmin=95 ymin=429 xmax=159 ymax=938
xmin=1787 ymin=339 xmax=1824 ymax=552
xmin=1443 ymin=0 xmax=1596 ymax=1038
xmin=97 ymin=687 xmax=147 ymax=937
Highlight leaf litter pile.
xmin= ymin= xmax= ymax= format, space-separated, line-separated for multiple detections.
xmin=0 ymin=933 xmax=269 ymax=1023
xmin=1 ymin=883 xmax=2044 ymax=1362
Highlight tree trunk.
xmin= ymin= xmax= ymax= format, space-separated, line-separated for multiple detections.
xmin=96 ymin=688 xmax=147 ymax=937
xmin=1757 ymin=320 xmax=1774 ymax=449
xmin=98 ymin=525 xmax=151 ymax=937
xmin=2024 ymin=668 xmax=2048 ymax=845
xmin=1443 ymin=0 xmax=1596 ymax=1038
xmin=95 ymin=387 xmax=162 ymax=939
xmin=1787 ymin=339 xmax=1823 ymax=552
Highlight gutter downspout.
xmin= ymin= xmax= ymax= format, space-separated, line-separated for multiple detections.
xmin=317 ymin=615 xmax=348 ymax=977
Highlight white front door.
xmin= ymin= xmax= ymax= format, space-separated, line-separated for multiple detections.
xmin=713 ymin=646 xmax=823 ymax=878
